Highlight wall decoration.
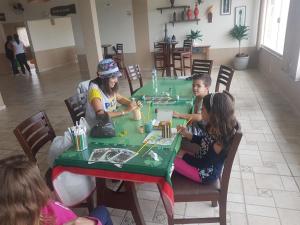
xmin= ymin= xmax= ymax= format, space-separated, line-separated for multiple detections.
xmin=235 ymin=6 xmax=246 ymax=26
xmin=50 ymin=4 xmax=76 ymax=17
xmin=186 ymin=6 xmax=192 ymax=20
xmin=220 ymin=0 xmax=231 ymax=15
xmin=194 ymin=3 xmax=199 ymax=19
xmin=206 ymin=6 xmax=213 ymax=23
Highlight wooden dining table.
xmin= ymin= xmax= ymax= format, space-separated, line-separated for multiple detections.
xmin=52 ymin=78 xmax=193 ymax=225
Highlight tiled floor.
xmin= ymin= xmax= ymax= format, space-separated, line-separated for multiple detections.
xmin=1 ymin=64 xmax=300 ymax=225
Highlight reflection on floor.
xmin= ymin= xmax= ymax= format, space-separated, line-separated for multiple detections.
xmin=1 ymin=63 xmax=300 ymax=225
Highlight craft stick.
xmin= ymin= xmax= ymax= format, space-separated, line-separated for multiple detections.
xmin=177 ymin=117 xmax=193 ymax=134
xmin=135 ymin=140 xmax=149 ymax=155
xmin=142 ymin=144 xmax=157 ymax=158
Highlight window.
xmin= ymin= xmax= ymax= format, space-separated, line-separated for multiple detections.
xmin=262 ymin=0 xmax=290 ymax=55
xmin=16 ymin=27 xmax=30 ymax=47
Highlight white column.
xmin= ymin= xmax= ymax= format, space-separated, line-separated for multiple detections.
xmin=76 ymin=0 xmax=103 ymax=78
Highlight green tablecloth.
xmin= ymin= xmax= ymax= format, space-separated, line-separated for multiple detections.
xmin=133 ymin=78 xmax=193 ymax=99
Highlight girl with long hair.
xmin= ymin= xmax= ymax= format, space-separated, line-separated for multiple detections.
xmin=85 ymin=58 xmax=137 ymax=126
xmin=174 ymin=91 xmax=237 ymax=183
xmin=0 ymin=155 xmax=113 ymax=225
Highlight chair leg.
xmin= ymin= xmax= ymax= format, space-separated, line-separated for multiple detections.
xmin=183 ymin=57 xmax=186 ymax=76
xmin=211 ymin=201 xmax=218 ymax=207
xmin=180 ymin=57 xmax=183 ymax=76
xmin=219 ymin=201 xmax=227 ymax=225
xmin=167 ymin=213 xmax=174 ymax=225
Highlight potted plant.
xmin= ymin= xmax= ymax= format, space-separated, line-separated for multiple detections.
xmin=186 ymin=29 xmax=203 ymax=46
xmin=230 ymin=25 xmax=250 ymax=70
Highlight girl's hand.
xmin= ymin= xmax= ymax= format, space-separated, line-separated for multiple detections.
xmin=63 ymin=217 xmax=96 ymax=225
xmin=126 ymin=101 xmax=138 ymax=112
xmin=173 ymin=111 xmax=181 ymax=118
xmin=177 ymin=125 xmax=192 ymax=140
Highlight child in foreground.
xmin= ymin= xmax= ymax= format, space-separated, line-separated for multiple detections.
xmin=0 ymin=154 xmax=113 ymax=225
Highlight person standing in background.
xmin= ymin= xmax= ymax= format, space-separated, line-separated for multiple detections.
xmin=5 ymin=35 xmax=19 ymax=75
xmin=12 ymin=33 xmax=31 ymax=75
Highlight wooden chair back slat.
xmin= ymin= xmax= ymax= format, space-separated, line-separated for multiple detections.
xmin=13 ymin=111 xmax=56 ymax=162
xmin=22 ymin=120 xmax=46 ymax=140
xmin=64 ymin=93 xmax=87 ymax=125
xmin=125 ymin=64 xmax=144 ymax=95
xmin=215 ymin=65 xmax=235 ymax=92
xmin=116 ymin=43 xmax=123 ymax=54
xmin=191 ymin=59 xmax=213 ymax=76
xmin=27 ymin=127 xmax=53 ymax=148
xmin=183 ymin=39 xmax=192 ymax=50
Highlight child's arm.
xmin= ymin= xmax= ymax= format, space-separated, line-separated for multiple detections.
xmin=63 ymin=217 xmax=97 ymax=225
xmin=173 ymin=112 xmax=202 ymax=122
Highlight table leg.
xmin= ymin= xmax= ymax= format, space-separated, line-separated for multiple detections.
xmin=103 ymin=47 xmax=108 ymax=58
xmin=96 ymin=178 xmax=146 ymax=225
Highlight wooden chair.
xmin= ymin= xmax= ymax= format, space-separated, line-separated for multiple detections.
xmin=125 ymin=64 xmax=144 ymax=95
xmin=111 ymin=43 xmax=125 ymax=72
xmin=64 ymin=93 xmax=87 ymax=125
xmin=154 ymin=42 xmax=166 ymax=76
xmin=191 ymin=59 xmax=213 ymax=76
xmin=13 ymin=111 xmax=94 ymax=212
xmin=215 ymin=65 xmax=235 ymax=92
xmin=172 ymin=39 xmax=193 ymax=76
xmin=168 ymin=123 xmax=242 ymax=225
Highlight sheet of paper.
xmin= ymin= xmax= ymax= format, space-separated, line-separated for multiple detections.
xmin=143 ymin=129 xmax=177 ymax=146
xmin=157 ymin=110 xmax=173 ymax=122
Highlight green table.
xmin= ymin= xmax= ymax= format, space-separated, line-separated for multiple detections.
xmin=53 ymin=79 xmax=193 ymax=225
xmin=133 ymin=78 xmax=193 ymax=99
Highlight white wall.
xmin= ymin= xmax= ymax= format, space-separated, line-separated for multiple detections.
xmin=27 ymin=17 xmax=75 ymax=51
xmin=96 ymin=0 xmax=136 ymax=53
xmin=148 ymin=0 xmax=260 ymax=51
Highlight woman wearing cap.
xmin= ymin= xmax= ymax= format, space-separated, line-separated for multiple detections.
xmin=85 ymin=59 xmax=137 ymax=126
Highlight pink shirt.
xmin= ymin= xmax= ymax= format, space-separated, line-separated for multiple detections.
xmin=41 ymin=201 xmax=101 ymax=225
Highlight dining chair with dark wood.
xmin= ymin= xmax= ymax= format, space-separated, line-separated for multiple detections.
xmin=125 ymin=64 xmax=144 ymax=95
xmin=215 ymin=65 xmax=235 ymax=92
xmin=64 ymin=93 xmax=87 ymax=125
xmin=154 ymin=42 xmax=166 ymax=76
xmin=191 ymin=59 xmax=213 ymax=76
xmin=167 ymin=122 xmax=242 ymax=225
xmin=172 ymin=39 xmax=193 ymax=76
xmin=112 ymin=43 xmax=125 ymax=72
xmin=13 ymin=111 xmax=94 ymax=212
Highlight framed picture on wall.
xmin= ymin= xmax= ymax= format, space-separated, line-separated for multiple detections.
xmin=235 ymin=6 xmax=246 ymax=26
xmin=220 ymin=0 xmax=231 ymax=15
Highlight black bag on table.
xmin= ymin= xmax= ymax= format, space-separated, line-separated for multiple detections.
xmin=90 ymin=112 xmax=116 ymax=138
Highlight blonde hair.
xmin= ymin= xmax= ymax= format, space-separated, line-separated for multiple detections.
xmin=0 ymin=155 xmax=53 ymax=225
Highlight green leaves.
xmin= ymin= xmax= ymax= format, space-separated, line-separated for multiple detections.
xmin=230 ymin=25 xmax=249 ymax=56
xmin=230 ymin=25 xmax=249 ymax=41
xmin=186 ymin=29 xmax=203 ymax=41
